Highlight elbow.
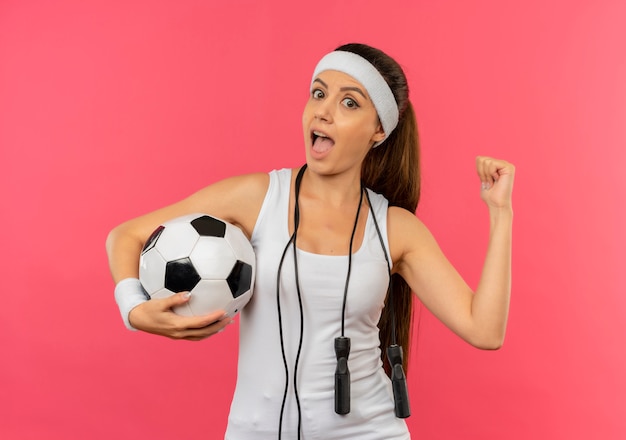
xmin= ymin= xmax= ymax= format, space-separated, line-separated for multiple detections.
xmin=467 ymin=331 xmax=506 ymax=351
xmin=105 ymin=223 xmax=131 ymax=258
xmin=475 ymin=339 xmax=504 ymax=351
xmin=105 ymin=225 xmax=121 ymax=256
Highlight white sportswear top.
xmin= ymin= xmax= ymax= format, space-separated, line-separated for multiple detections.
xmin=225 ymin=169 xmax=410 ymax=440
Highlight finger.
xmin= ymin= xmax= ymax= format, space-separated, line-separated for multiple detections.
xmin=149 ymin=291 xmax=193 ymax=313
xmin=184 ymin=309 xmax=230 ymax=330
xmin=174 ymin=315 xmax=234 ymax=341
xmin=477 ymin=157 xmax=514 ymax=188
xmin=485 ymin=160 xmax=501 ymax=183
xmin=476 ymin=156 xmax=493 ymax=188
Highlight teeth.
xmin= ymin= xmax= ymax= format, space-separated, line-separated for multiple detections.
xmin=313 ymin=131 xmax=328 ymax=138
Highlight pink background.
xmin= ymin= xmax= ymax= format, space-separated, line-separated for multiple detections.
xmin=1 ymin=0 xmax=625 ymax=439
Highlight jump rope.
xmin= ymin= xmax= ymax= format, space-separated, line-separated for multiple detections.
xmin=275 ymin=165 xmax=410 ymax=439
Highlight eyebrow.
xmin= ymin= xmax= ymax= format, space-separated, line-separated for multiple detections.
xmin=313 ymin=78 xmax=369 ymax=100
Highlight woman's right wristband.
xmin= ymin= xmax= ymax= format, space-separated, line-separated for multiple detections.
xmin=114 ymin=278 xmax=150 ymax=331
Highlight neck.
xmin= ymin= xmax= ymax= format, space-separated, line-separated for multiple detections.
xmin=299 ymin=165 xmax=363 ymax=207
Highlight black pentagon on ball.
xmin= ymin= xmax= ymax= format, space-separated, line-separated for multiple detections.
xmin=165 ymin=257 xmax=201 ymax=293
xmin=191 ymin=215 xmax=226 ymax=238
xmin=141 ymin=225 xmax=164 ymax=255
xmin=227 ymin=260 xmax=253 ymax=298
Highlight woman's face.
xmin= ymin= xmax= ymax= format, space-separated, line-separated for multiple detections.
xmin=302 ymin=70 xmax=385 ymax=175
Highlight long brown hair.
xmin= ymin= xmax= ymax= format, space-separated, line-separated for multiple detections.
xmin=335 ymin=43 xmax=420 ymax=375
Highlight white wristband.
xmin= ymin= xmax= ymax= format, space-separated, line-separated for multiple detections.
xmin=114 ymin=278 xmax=150 ymax=331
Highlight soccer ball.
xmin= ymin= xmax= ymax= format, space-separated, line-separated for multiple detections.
xmin=139 ymin=213 xmax=255 ymax=317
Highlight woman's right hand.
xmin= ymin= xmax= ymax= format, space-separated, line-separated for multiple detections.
xmin=128 ymin=292 xmax=234 ymax=341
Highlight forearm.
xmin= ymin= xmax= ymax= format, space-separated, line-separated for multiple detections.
xmin=470 ymin=207 xmax=513 ymax=348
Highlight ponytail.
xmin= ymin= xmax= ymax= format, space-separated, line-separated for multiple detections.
xmin=363 ymin=101 xmax=420 ymax=375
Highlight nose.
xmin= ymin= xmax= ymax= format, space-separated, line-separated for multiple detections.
xmin=314 ymin=99 xmax=333 ymax=122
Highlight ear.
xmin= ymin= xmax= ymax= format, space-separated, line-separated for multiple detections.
xmin=371 ymin=122 xmax=386 ymax=144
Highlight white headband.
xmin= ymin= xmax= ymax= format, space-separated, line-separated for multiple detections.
xmin=311 ymin=50 xmax=399 ymax=147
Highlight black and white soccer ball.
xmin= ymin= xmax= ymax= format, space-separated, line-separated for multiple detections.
xmin=139 ymin=213 xmax=255 ymax=317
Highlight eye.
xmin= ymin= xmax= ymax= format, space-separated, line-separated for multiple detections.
xmin=341 ymin=97 xmax=360 ymax=109
xmin=311 ymin=89 xmax=325 ymax=99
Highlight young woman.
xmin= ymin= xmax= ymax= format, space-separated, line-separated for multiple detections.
xmin=106 ymin=43 xmax=514 ymax=439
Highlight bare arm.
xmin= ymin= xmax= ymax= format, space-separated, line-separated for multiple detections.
xmin=391 ymin=157 xmax=514 ymax=349
xmin=105 ymin=172 xmax=270 ymax=339
xmin=106 ymin=173 xmax=269 ymax=282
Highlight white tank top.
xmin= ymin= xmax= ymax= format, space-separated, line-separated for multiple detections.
xmin=225 ymin=169 xmax=410 ymax=440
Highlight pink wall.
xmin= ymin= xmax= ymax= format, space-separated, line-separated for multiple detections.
xmin=1 ymin=1 xmax=624 ymax=439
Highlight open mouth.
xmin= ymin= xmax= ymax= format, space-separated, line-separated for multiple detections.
xmin=311 ymin=130 xmax=335 ymax=153
xmin=311 ymin=130 xmax=328 ymax=143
